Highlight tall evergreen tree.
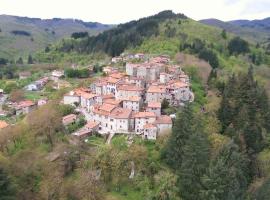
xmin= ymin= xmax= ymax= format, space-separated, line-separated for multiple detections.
xmin=163 ymin=105 xmax=195 ymax=169
xmin=16 ymin=57 xmax=23 ymax=65
xmin=202 ymin=142 xmax=249 ymax=200
xmin=27 ymin=55 xmax=33 ymax=64
xmin=218 ymin=66 xmax=270 ymax=179
xmin=178 ymin=132 xmax=210 ymax=200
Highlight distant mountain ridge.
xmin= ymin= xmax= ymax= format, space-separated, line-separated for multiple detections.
xmin=11 ymin=15 xmax=111 ymax=30
xmin=229 ymin=17 xmax=270 ymax=32
xmin=0 ymin=15 xmax=112 ymax=59
xmin=200 ymin=18 xmax=270 ymax=43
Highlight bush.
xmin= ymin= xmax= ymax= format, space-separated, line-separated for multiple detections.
xmin=199 ymin=48 xmax=219 ymax=69
xmin=228 ymin=37 xmax=249 ymax=55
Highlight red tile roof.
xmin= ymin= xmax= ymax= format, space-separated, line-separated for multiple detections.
xmin=109 ymin=72 xmax=125 ymax=79
xmin=118 ymin=84 xmax=144 ymax=91
xmin=103 ymin=99 xmax=122 ymax=105
xmin=80 ymin=91 xmax=97 ymax=99
xmin=133 ymin=112 xmax=156 ymax=118
xmin=17 ymin=100 xmax=35 ymax=108
xmin=110 ymin=107 xmax=132 ymax=119
xmin=62 ymin=114 xmax=77 ymax=124
xmin=85 ymin=121 xmax=100 ymax=129
xmin=147 ymin=101 xmax=161 ymax=108
xmin=147 ymin=85 xmax=166 ymax=93
xmin=155 ymin=115 xmax=172 ymax=124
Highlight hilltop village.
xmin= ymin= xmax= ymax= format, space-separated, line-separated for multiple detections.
xmin=63 ymin=54 xmax=194 ymax=140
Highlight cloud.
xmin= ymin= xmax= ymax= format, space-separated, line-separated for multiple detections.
xmin=242 ymin=0 xmax=270 ymax=14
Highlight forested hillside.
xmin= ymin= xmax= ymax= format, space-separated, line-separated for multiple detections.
xmin=200 ymin=18 xmax=270 ymax=44
xmin=0 ymin=15 xmax=112 ymax=60
xmin=1 ymin=10 xmax=270 ymax=200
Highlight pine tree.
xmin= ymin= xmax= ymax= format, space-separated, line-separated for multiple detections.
xmin=178 ymin=132 xmax=210 ymax=200
xmin=16 ymin=57 xmax=23 ymax=65
xmin=218 ymin=74 xmax=237 ymax=133
xmin=27 ymin=55 xmax=33 ymax=64
xmin=163 ymin=105 xmax=195 ymax=169
xmin=202 ymin=142 xmax=249 ymax=200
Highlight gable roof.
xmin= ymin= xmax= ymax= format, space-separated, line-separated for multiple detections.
xmin=155 ymin=115 xmax=172 ymax=124
xmin=110 ymin=107 xmax=132 ymax=119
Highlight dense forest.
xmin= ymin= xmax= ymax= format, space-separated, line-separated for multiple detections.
xmin=54 ymin=10 xmax=187 ymax=56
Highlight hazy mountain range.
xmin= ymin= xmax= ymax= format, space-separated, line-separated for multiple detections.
xmin=0 ymin=15 xmax=112 ymax=59
xmin=0 ymin=14 xmax=270 ymax=60
xmin=200 ymin=17 xmax=270 ymax=43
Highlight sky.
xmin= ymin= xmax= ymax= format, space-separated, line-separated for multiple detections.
xmin=0 ymin=0 xmax=269 ymax=24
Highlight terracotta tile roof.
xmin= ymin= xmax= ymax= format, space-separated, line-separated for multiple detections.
xmin=92 ymin=105 xmax=109 ymax=116
xmin=101 ymin=94 xmax=114 ymax=100
xmin=85 ymin=121 xmax=100 ymax=129
xmin=74 ymin=88 xmax=91 ymax=95
xmin=103 ymin=99 xmax=122 ymax=105
xmin=17 ymin=100 xmax=35 ymax=108
xmin=110 ymin=107 xmax=132 ymax=119
xmin=118 ymin=84 xmax=144 ymax=91
xmin=80 ymin=91 xmax=97 ymax=99
xmin=147 ymin=85 xmax=166 ymax=93
xmin=93 ymin=103 xmax=117 ymax=116
xmin=0 ymin=120 xmax=9 ymax=129
xmin=155 ymin=115 xmax=172 ymax=124
xmin=167 ymin=81 xmax=189 ymax=89
xmin=133 ymin=112 xmax=156 ymax=118
xmin=109 ymin=72 xmax=125 ymax=79
xmin=99 ymin=103 xmax=117 ymax=112
xmin=62 ymin=114 xmax=77 ymax=124
xmin=106 ymin=77 xmax=120 ymax=84
xmin=147 ymin=101 xmax=161 ymax=108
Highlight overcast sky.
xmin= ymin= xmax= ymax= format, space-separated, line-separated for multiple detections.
xmin=0 ymin=0 xmax=269 ymax=24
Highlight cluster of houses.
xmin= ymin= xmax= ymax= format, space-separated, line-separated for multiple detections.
xmin=111 ymin=53 xmax=145 ymax=63
xmin=26 ymin=77 xmax=49 ymax=91
xmin=63 ymin=55 xmax=194 ymax=140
